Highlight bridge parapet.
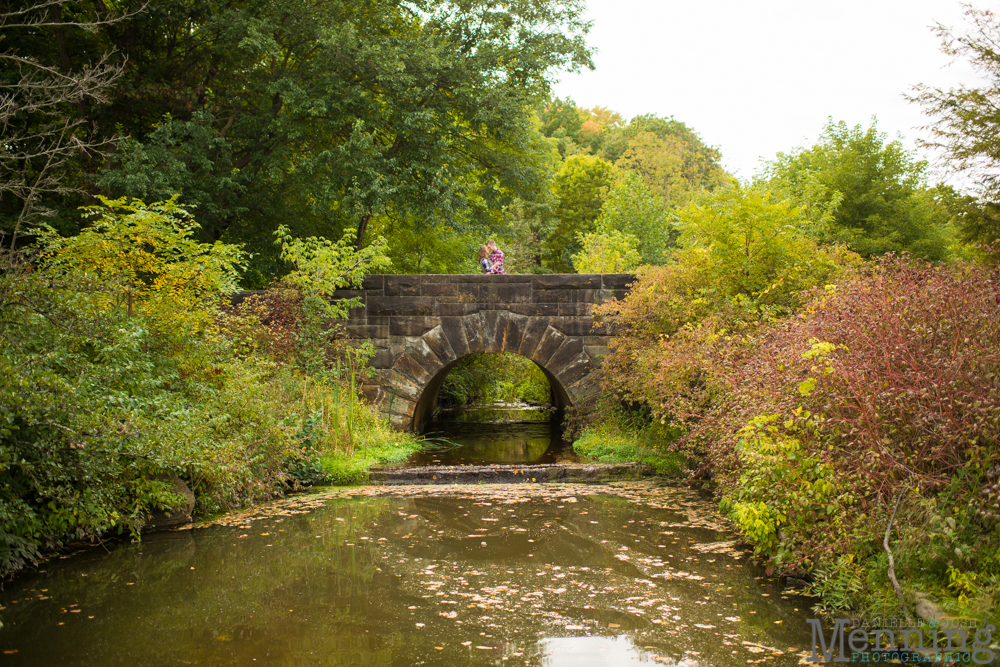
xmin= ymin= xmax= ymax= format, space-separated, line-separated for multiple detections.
xmin=335 ymin=273 xmax=633 ymax=431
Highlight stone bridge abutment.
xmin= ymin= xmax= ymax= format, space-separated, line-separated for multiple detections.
xmin=338 ymin=273 xmax=633 ymax=432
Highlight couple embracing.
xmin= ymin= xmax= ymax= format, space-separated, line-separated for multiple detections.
xmin=477 ymin=240 xmax=504 ymax=275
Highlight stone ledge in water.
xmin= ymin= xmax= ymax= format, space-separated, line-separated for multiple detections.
xmin=369 ymin=462 xmax=655 ymax=485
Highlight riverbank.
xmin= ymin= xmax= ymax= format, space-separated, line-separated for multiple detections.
xmin=0 ymin=210 xmax=407 ymax=579
xmin=573 ymin=422 xmax=1000 ymax=637
xmin=319 ymin=436 xmax=425 ymax=485
xmin=584 ymin=256 xmax=1000 ymax=633
xmin=572 ymin=417 xmax=688 ymax=478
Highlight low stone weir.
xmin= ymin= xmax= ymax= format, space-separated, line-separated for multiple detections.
xmin=369 ymin=462 xmax=655 ymax=485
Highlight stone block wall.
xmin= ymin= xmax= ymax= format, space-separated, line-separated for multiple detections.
xmin=334 ymin=273 xmax=634 ymax=431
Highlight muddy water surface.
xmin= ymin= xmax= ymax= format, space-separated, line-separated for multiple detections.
xmin=0 ymin=482 xmax=817 ymax=666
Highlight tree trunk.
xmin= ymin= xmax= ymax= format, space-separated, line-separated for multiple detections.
xmin=355 ymin=212 xmax=372 ymax=250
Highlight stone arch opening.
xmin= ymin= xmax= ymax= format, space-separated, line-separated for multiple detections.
xmin=378 ymin=309 xmax=598 ymax=433
xmin=411 ymin=352 xmax=572 ymax=433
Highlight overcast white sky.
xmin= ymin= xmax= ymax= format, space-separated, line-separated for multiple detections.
xmin=552 ymin=0 xmax=980 ymax=186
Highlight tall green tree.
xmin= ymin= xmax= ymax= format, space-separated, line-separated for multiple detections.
xmin=761 ymin=119 xmax=960 ymax=260
xmin=600 ymin=115 xmax=729 ymax=192
xmin=593 ymin=171 xmax=674 ymax=265
xmin=13 ymin=0 xmax=593 ymax=281
xmin=674 ymin=184 xmax=852 ymax=308
xmin=613 ymin=127 xmax=730 ymax=208
xmin=539 ymin=97 xmax=585 ymax=158
xmin=545 ymin=154 xmax=613 ymax=271
xmin=910 ymin=4 xmax=1000 ymax=245
xmin=502 ymin=194 xmax=559 ymax=274
xmin=538 ymin=98 xmax=624 ymax=158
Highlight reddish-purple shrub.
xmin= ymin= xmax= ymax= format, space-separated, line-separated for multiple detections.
xmin=705 ymin=256 xmax=1000 ymax=498
xmin=602 ymin=255 xmax=1000 ymax=583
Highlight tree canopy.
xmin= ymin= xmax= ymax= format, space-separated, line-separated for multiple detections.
xmin=544 ymin=154 xmax=613 ymax=271
xmin=760 ymin=119 xmax=960 ymax=260
xmin=5 ymin=0 xmax=593 ymax=283
xmin=910 ymin=4 xmax=1000 ymax=245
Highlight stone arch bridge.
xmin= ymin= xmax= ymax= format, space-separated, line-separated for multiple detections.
xmin=337 ymin=273 xmax=633 ymax=432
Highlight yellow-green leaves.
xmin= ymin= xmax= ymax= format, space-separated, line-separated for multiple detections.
xmin=274 ymin=225 xmax=391 ymax=375
xmin=674 ymin=184 xmax=855 ymax=310
xmin=35 ymin=196 xmax=246 ymax=338
xmin=276 ymin=225 xmax=391 ymax=312
xmin=572 ymin=229 xmax=641 ymax=274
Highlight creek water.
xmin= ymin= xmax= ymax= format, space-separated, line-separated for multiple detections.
xmin=407 ymin=405 xmax=579 ymax=467
xmin=0 ymin=412 xmax=823 ymax=666
xmin=0 ymin=483 xmax=819 ymax=666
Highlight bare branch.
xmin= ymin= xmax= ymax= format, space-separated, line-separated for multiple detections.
xmin=883 ymin=491 xmax=915 ymax=627
xmin=0 ymin=1 xmax=143 ymax=239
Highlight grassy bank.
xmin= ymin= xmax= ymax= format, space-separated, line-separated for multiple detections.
xmin=573 ymin=407 xmax=688 ymax=478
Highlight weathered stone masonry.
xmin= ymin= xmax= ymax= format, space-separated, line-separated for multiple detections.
xmin=336 ymin=273 xmax=633 ymax=432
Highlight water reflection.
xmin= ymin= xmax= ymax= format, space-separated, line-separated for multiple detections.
xmin=540 ymin=636 xmax=656 ymax=666
xmin=0 ymin=483 xmax=815 ymax=667
xmin=409 ymin=406 xmax=579 ymax=466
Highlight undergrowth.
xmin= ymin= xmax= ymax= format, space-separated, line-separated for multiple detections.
xmin=0 ymin=199 xmax=410 ymax=579
xmin=574 ymin=403 xmax=688 ymax=477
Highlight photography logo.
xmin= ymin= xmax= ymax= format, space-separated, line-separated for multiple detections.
xmin=805 ymin=618 xmax=996 ymax=664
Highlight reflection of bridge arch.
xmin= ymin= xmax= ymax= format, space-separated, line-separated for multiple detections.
xmin=338 ymin=274 xmax=633 ymax=432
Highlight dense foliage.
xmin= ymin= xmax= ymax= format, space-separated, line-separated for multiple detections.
xmin=595 ymin=184 xmax=855 ymax=416
xmin=6 ymin=0 xmax=1000 ymax=626
xmin=3 ymin=0 xmax=592 ymax=282
xmin=760 ymin=119 xmax=963 ymax=261
xmin=911 ymin=4 xmax=1000 ymax=245
xmin=593 ymin=250 xmax=1000 ymax=621
xmin=0 ymin=199 xmax=415 ymax=578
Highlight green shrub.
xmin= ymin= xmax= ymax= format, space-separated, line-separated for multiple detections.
xmin=0 ymin=198 xmax=413 ymax=578
xmin=573 ymin=403 xmax=687 ymax=476
xmin=598 ymin=243 xmax=999 ymax=620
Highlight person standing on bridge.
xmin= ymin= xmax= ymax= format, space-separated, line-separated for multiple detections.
xmin=478 ymin=245 xmax=493 ymax=273
xmin=485 ymin=239 xmax=505 ymax=275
